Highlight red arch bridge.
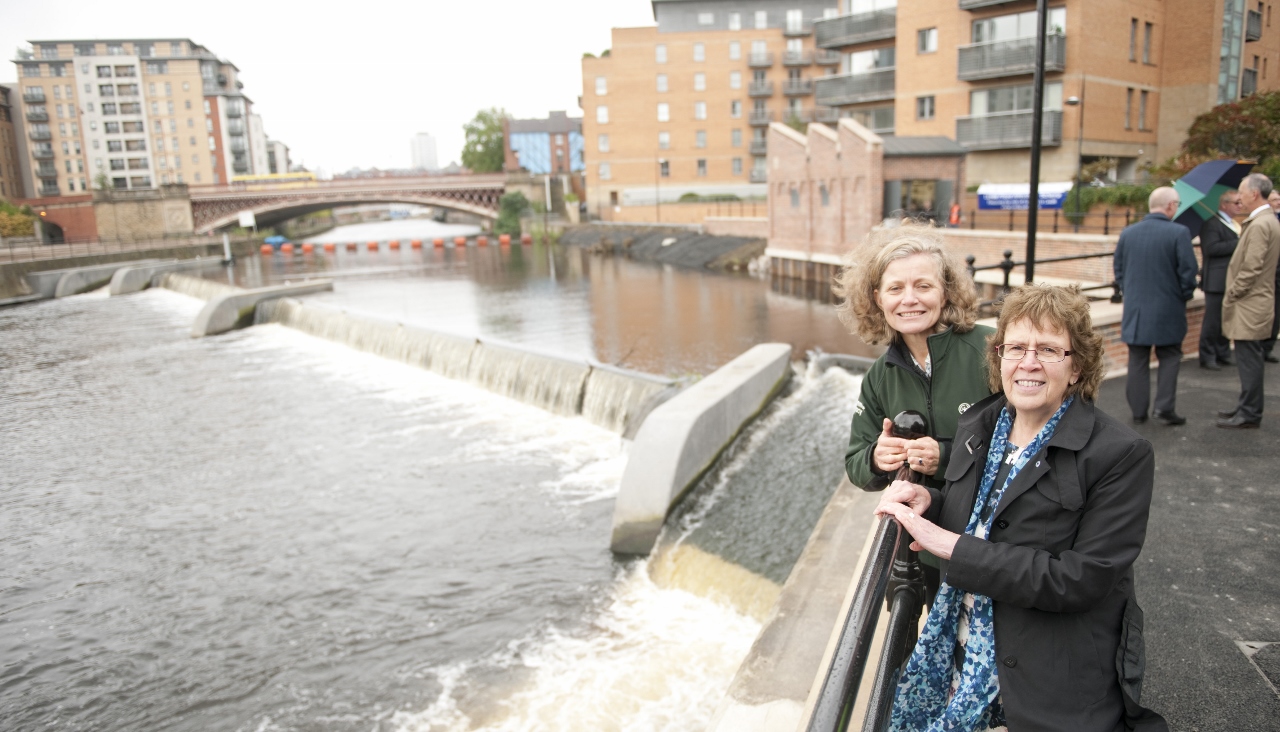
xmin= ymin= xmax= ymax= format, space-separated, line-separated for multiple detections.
xmin=188 ymin=175 xmax=507 ymax=234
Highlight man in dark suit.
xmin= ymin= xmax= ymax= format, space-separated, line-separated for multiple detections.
xmin=1114 ymin=186 xmax=1198 ymax=425
xmin=1198 ymin=190 xmax=1242 ymax=369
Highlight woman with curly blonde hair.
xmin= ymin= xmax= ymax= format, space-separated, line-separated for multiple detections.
xmin=838 ymin=223 xmax=995 ymax=601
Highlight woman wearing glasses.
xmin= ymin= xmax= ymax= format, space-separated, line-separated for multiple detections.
xmin=876 ymin=284 xmax=1166 ymax=732
xmin=838 ymin=224 xmax=995 ymax=601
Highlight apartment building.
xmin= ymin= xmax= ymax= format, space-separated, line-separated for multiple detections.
xmin=11 ymin=38 xmax=269 ymax=198
xmin=581 ymin=0 xmax=842 ymax=217
xmin=0 ymin=85 xmax=22 ymax=198
xmin=812 ymin=0 xmax=1280 ymax=186
xmin=503 ymin=111 xmax=584 ymax=174
xmin=411 ymin=132 xmax=439 ymax=172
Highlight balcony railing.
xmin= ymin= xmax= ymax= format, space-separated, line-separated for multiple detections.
xmin=750 ymin=140 xmax=768 ymax=155
xmin=956 ymin=109 xmax=1063 ymax=150
xmin=23 ymin=90 xmax=46 ymax=103
xmin=749 ymin=81 xmax=775 ymax=97
xmin=26 ymin=109 xmax=48 ymax=122
xmin=959 ymin=0 xmax=1021 ymax=8
xmin=814 ymin=68 xmax=896 ymax=106
xmin=749 ymin=109 xmax=774 ymax=126
xmin=748 ymin=52 xmax=774 ymax=68
xmin=815 ymin=49 xmax=842 ymax=65
xmin=29 ymin=129 xmax=52 ymax=141
xmin=958 ymin=34 xmax=1066 ymax=81
xmin=1242 ymin=67 xmax=1258 ymax=97
xmin=784 ymin=79 xmax=815 ymax=96
xmin=37 ymin=164 xmax=58 ymax=177
xmin=32 ymin=148 xmax=55 ymax=160
xmin=785 ymin=21 xmax=812 ymax=37
xmin=814 ymin=8 xmax=896 ymax=48
xmin=750 ymin=169 xmax=768 ymax=183
xmin=226 ymin=121 xmax=246 ymax=135
xmin=38 ymin=185 xmax=61 ymax=197
xmin=1247 ymin=9 xmax=1263 ymax=41
xmin=783 ymin=50 xmax=814 ymax=66
xmin=225 ymin=106 xmax=243 ymax=118
xmin=813 ymin=105 xmax=841 ymax=123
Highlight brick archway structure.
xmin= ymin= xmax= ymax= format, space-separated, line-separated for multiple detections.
xmin=189 ymin=175 xmax=505 ymax=233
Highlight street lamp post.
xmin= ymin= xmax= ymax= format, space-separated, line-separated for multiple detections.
xmin=656 ymin=158 xmax=665 ymax=223
xmin=1066 ymin=81 xmax=1086 ymax=232
xmin=1025 ymin=0 xmax=1050 ymax=283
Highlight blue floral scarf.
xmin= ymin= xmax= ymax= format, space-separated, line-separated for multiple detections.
xmin=889 ymin=396 xmax=1074 ymax=732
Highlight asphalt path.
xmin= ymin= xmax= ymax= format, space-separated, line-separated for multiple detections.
xmin=1105 ymin=360 xmax=1280 ymax=730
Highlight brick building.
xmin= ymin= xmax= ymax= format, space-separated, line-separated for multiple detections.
xmin=582 ymin=0 xmax=843 ymax=220
xmin=0 ymin=84 xmax=22 ymax=199
xmin=503 ymin=110 xmax=584 ymax=175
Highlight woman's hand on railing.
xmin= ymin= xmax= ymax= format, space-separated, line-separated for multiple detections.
xmin=874 ymin=479 xmax=932 ymax=518
xmin=877 ymin=501 xmax=960 ymax=561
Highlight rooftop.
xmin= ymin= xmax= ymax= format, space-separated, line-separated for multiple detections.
xmin=881 ymin=136 xmax=968 ymax=158
xmin=508 ymin=110 xmax=582 ymax=135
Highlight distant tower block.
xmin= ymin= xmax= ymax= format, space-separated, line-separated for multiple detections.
xmin=411 ymin=133 xmax=439 ymax=172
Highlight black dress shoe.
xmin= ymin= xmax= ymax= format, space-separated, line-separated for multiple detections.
xmin=1221 ymin=357 xmax=1236 ymax=366
xmin=1133 ymin=415 xmax=1147 ymax=424
xmin=1154 ymin=410 xmax=1186 ymax=425
xmin=1266 ymin=353 xmax=1280 ymax=364
xmin=1217 ymin=409 xmax=1238 ymax=419
xmin=1216 ymin=415 xmax=1261 ymax=429
xmin=1200 ymin=361 xmax=1223 ymax=371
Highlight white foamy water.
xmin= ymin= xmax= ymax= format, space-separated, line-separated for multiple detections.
xmin=393 ymin=564 xmax=761 ymax=732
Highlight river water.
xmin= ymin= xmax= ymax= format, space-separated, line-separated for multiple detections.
xmin=0 ymin=219 xmax=868 ymax=731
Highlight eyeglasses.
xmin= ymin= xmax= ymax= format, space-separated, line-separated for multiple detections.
xmin=995 ymin=344 xmax=1073 ymax=363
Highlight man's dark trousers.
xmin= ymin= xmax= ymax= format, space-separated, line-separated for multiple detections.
xmin=1201 ymin=292 xmax=1232 ymax=364
xmin=1233 ymin=340 xmax=1267 ymax=422
xmin=1127 ymin=344 xmax=1182 ymax=418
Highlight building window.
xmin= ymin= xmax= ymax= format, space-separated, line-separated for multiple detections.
xmin=1129 ymin=19 xmax=1138 ymax=61
xmin=729 ymin=12 xmax=742 ymax=30
xmin=657 ymin=74 xmax=668 ymax=92
xmin=790 ymin=187 xmax=800 ymax=207
xmin=107 ymin=44 xmax=123 ymax=55
xmin=596 ymin=76 xmax=607 ymax=95
xmin=656 ymin=44 xmax=667 ymax=64
xmin=659 ymin=131 xmax=670 ymax=149
xmin=969 ymin=81 xmax=1062 ymax=116
xmin=1125 ymin=88 xmax=1133 ymax=129
xmin=918 ymin=28 xmax=937 ymax=54
xmin=697 ymin=159 xmax=708 ymax=176
xmin=1139 ymin=90 xmax=1149 ymax=130
xmin=755 ymin=10 xmax=768 ymax=29
xmin=694 ymin=101 xmax=707 ymax=119
xmin=820 ymin=183 xmax=830 ymax=207
xmin=731 ymin=100 xmax=742 ymax=118
xmin=973 ymin=8 xmax=1065 ymax=42
xmin=848 ymin=47 xmax=895 ymax=74
xmin=916 ymin=95 xmax=935 ymax=120
xmin=730 ymin=70 xmax=742 ymax=89
xmin=598 ymin=134 xmax=609 ymax=152
xmin=658 ymin=103 xmax=670 ymax=122
xmin=732 ymin=129 xmax=743 ymax=147
xmin=599 ymin=162 xmax=611 ymax=180
xmin=1143 ymin=22 xmax=1153 ymax=64
xmin=787 ymin=9 xmax=804 ymax=33
xmin=694 ymin=43 xmax=706 ymax=62
xmin=730 ymin=41 xmax=741 ymax=60
xmin=698 ymin=12 xmax=714 ymax=25
xmin=97 ymin=65 xmax=112 ymax=78
xmin=597 ymin=106 xmax=609 ymax=124
xmin=696 ymin=130 xmax=707 ymax=148
xmin=733 ymin=158 xmax=743 ymax=175
xmin=22 ymin=64 xmax=41 ymax=77
xmin=660 ymin=160 xmax=670 ymax=177
xmin=694 ymin=72 xmax=706 ymax=91
xmin=146 ymin=61 xmax=168 ymax=75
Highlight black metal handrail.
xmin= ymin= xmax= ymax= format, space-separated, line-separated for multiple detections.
xmin=966 ymin=249 xmax=1120 ymax=306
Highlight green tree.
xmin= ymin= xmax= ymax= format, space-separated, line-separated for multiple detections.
xmin=1183 ymin=91 xmax=1280 ymax=162
xmin=495 ymin=191 xmax=529 ymax=235
xmin=461 ymin=107 xmax=507 ymax=173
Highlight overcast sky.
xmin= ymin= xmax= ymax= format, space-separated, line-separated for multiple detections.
xmin=0 ymin=0 xmax=656 ymax=175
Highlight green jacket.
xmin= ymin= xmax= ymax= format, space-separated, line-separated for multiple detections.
xmin=845 ymin=324 xmax=996 ymax=492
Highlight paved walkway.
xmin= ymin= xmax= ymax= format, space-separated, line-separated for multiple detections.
xmin=1105 ymin=360 xmax=1280 ymax=729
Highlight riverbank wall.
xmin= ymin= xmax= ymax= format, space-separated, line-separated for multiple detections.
xmin=561 ymin=224 xmax=765 ymax=270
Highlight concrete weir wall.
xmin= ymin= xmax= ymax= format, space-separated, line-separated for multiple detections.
xmin=609 ymin=343 xmax=793 ymax=555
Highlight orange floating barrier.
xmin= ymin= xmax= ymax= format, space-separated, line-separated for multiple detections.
xmin=454 ymin=236 xmax=467 ymax=246
xmin=260 ymin=244 xmax=273 ymax=255
xmin=411 ymin=239 xmax=423 ymax=249
xmin=323 ymin=242 xmax=336 ymax=252
xmin=280 ymin=243 xmax=294 ymax=254
xmin=367 ymin=241 xmax=379 ymax=251
xmin=433 ymin=237 xmax=445 ymax=248
xmin=346 ymin=242 xmax=357 ymax=251
xmin=498 ymin=234 xmax=511 ymax=246
xmin=476 ymin=235 xmax=488 ymax=247
xmin=389 ymin=240 xmax=400 ymax=249
xmin=520 ymin=234 xmax=533 ymax=245
xmin=302 ymin=243 xmax=314 ymax=253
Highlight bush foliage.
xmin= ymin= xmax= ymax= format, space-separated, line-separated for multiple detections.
xmin=495 ymin=192 xmax=529 ymax=235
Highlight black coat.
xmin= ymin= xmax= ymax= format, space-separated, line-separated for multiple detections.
xmin=1198 ymin=214 xmax=1240 ymax=294
xmin=1114 ymin=213 xmax=1198 ymax=346
xmin=924 ymin=393 xmax=1167 ymax=732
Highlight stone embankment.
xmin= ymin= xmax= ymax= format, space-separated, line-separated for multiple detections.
xmin=559 ymin=224 xmax=765 ymax=270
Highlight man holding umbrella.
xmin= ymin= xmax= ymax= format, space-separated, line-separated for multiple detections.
xmin=1198 ymin=190 xmax=1243 ymax=370
xmin=1219 ymin=173 xmax=1280 ymax=428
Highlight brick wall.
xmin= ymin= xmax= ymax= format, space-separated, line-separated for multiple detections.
xmin=24 ymin=195 xmax=97 ymax=242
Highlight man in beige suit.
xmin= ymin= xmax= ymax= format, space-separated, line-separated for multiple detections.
xmin=1219 ymin=173 xmax=1280 ymax=428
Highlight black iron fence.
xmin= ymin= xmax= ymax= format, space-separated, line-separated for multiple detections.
xmin=967 ymin=248 xmax=1121 ymax=308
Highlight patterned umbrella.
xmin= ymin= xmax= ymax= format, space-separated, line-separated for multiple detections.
xmin=1172 ymin=159 xmax=1255 ymax=238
